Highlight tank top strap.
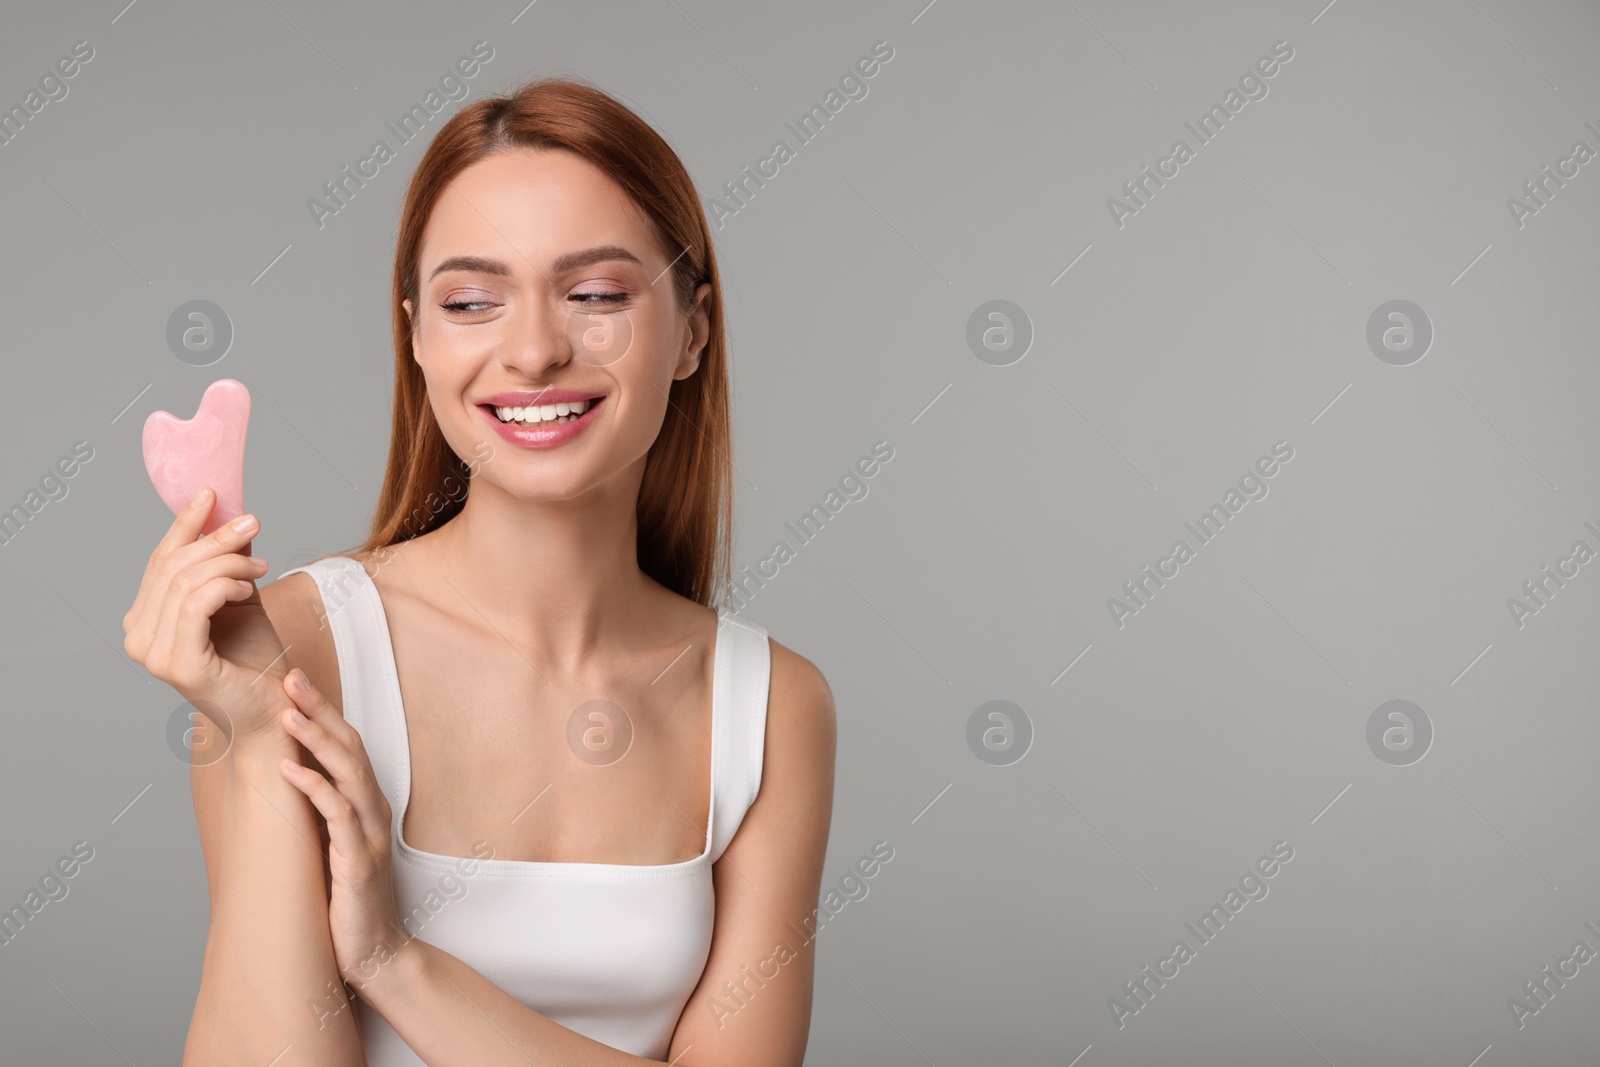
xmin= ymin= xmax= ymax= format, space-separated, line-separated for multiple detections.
xmin=708 ymin=613 xmax=772 ymax=864
xmin=276 ymin=556 xmax=408 ymax=806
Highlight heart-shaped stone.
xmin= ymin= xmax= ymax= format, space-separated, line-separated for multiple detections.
xmin=143 ymin=379 xmax=250 ymax=535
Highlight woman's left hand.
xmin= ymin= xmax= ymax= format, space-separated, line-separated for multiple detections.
xmin=276 ymin=668 xmax=411 ymax=990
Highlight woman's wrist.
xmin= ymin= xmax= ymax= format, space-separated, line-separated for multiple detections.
xmin=224 ymin=721 xmax=300 ymax=775
xmin=344 ymin=932 xmax=429 ymax=1012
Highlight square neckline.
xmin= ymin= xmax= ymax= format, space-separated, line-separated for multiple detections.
xmin=345 ymin=557 xmax=725 ymax=879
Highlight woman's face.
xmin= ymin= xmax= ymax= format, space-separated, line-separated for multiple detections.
xmin=403 ymin=147 xmax=710 ymax=503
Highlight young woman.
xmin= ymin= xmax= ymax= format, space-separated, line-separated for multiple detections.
xmin=123 ymin=78 xmax=837 ymax=1066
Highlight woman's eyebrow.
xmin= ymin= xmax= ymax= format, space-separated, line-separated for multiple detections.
xmin=549 ymin=244 xmax=642 ymax=274
xmin=428 ymin=255 xmax=512 ymax=281
xmin=427 ymin=246 xmax=643 ymax=283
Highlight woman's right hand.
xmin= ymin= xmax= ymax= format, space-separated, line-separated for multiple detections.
xmin=123 ymin=486 xmax=289 ymax=742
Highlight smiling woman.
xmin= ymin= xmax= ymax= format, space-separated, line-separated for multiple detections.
xmin=124 ymin=76 xmax=836 ymax=1067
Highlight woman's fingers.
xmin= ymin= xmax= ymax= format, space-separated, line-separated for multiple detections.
xmin=130 ymin=489 xmax=225 ymax=618
xmin=280 ymin=672 xmax=391 ymax=836
xmin=166 ymin=552 xmax=270 ymax=602
xmin=145 ymin=514 xmax=264 ymax=640
xmin=125 ymin=487 xmax=216 ymax=638
xmin=144 ymin=511 xmax=260 ymax=625
xmin=145 ymin=551 xmax=268 ymax=680
xmin=279 ymin=759 xmax=373 ymax=871
xmin=284 ymin=669 xmax=363 ymax=752
xmin=163 ymin=510 xmax=261 ymax=577
xmin=125 ymin=505 xmax=261 ymax=660
xmin=150 ymin=485 xmax=216 ymax=559
xmin=153 ymin=575 xmax=257 ymax=688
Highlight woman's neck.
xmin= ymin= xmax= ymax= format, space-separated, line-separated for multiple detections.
xmin=412 ymin=465 xmax=656 ymax=670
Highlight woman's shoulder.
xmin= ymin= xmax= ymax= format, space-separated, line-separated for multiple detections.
xmin=257 ymin=554 xmax=374 ymax=716
xmin=259 ymin=550 xmax=386 ymax=608
xmin=759 ymin=631 xmax=836 ymax=772
xmin=716 ymin=627 xmax=835 ymax=875
xmin=258 ymin=563 xmax=324 ymax=636
xmin=701 ymin=591 xmax=831 ymax=720
xmin=668 ymin=592 xmax=834 ymax=746
xmin=257 ymin=551 xmax=379 ymax=626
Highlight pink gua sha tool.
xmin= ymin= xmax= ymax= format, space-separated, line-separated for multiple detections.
xmin=142 ymin=379 xmax=251 ymax=535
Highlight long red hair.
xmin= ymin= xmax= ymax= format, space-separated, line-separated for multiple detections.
xmin=354 ymin=77 xmax=732 ymax=608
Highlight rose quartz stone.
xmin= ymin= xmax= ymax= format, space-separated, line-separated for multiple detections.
xmin=142 ymin=379 xmax=250 ymax=535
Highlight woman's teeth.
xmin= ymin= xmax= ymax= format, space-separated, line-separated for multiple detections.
xmin=493 ymin=398 xmax=592 ymax=426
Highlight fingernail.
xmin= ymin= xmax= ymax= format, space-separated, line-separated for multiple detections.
xmin=288 ymin=708 xmax=308 ymax=726
xmin=291 ymin=667 xmax=311 ymax=691
xmin=231 ymin=514 xmax=258 ymax=534
xmin=189 ymin=486 xmax=211 ymax=507
xmin=249 ymin=556 xmax=268 ymax=566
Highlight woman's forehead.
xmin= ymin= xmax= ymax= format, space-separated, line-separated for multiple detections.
xmin=420 ymin=150 xmax=654 ymax=270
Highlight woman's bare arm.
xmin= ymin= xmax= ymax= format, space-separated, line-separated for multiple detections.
xmin=330 ymin=639 xmax=837 ymax=1067
xmin=181 ymin=571 xmax=364 ymax=1066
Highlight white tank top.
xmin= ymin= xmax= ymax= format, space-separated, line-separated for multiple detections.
xmin=279 ymin=555 xmax=772 ymax=1062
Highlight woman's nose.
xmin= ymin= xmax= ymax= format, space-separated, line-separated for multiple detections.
xmin=497 ymin=300 xmax=573 ymax=378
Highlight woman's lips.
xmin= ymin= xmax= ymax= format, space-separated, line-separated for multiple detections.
xmin=478 ymin=395 xmax=605 ymax=449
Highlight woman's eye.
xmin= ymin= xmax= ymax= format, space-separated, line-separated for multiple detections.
xmin=571 ymin=292 xmax=630 ymax=306
xmin=439 ymin=292 xmax=628 ymax=313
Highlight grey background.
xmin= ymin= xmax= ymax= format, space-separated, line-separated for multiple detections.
xmin=2 ymin=0 xmax=1598 ymax=1063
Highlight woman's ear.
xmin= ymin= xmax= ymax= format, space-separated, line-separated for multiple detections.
xmin=673 ymin=283 xmax=712 ymax=381
xmin=403 ymin=298 xmax=419 ymax=363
